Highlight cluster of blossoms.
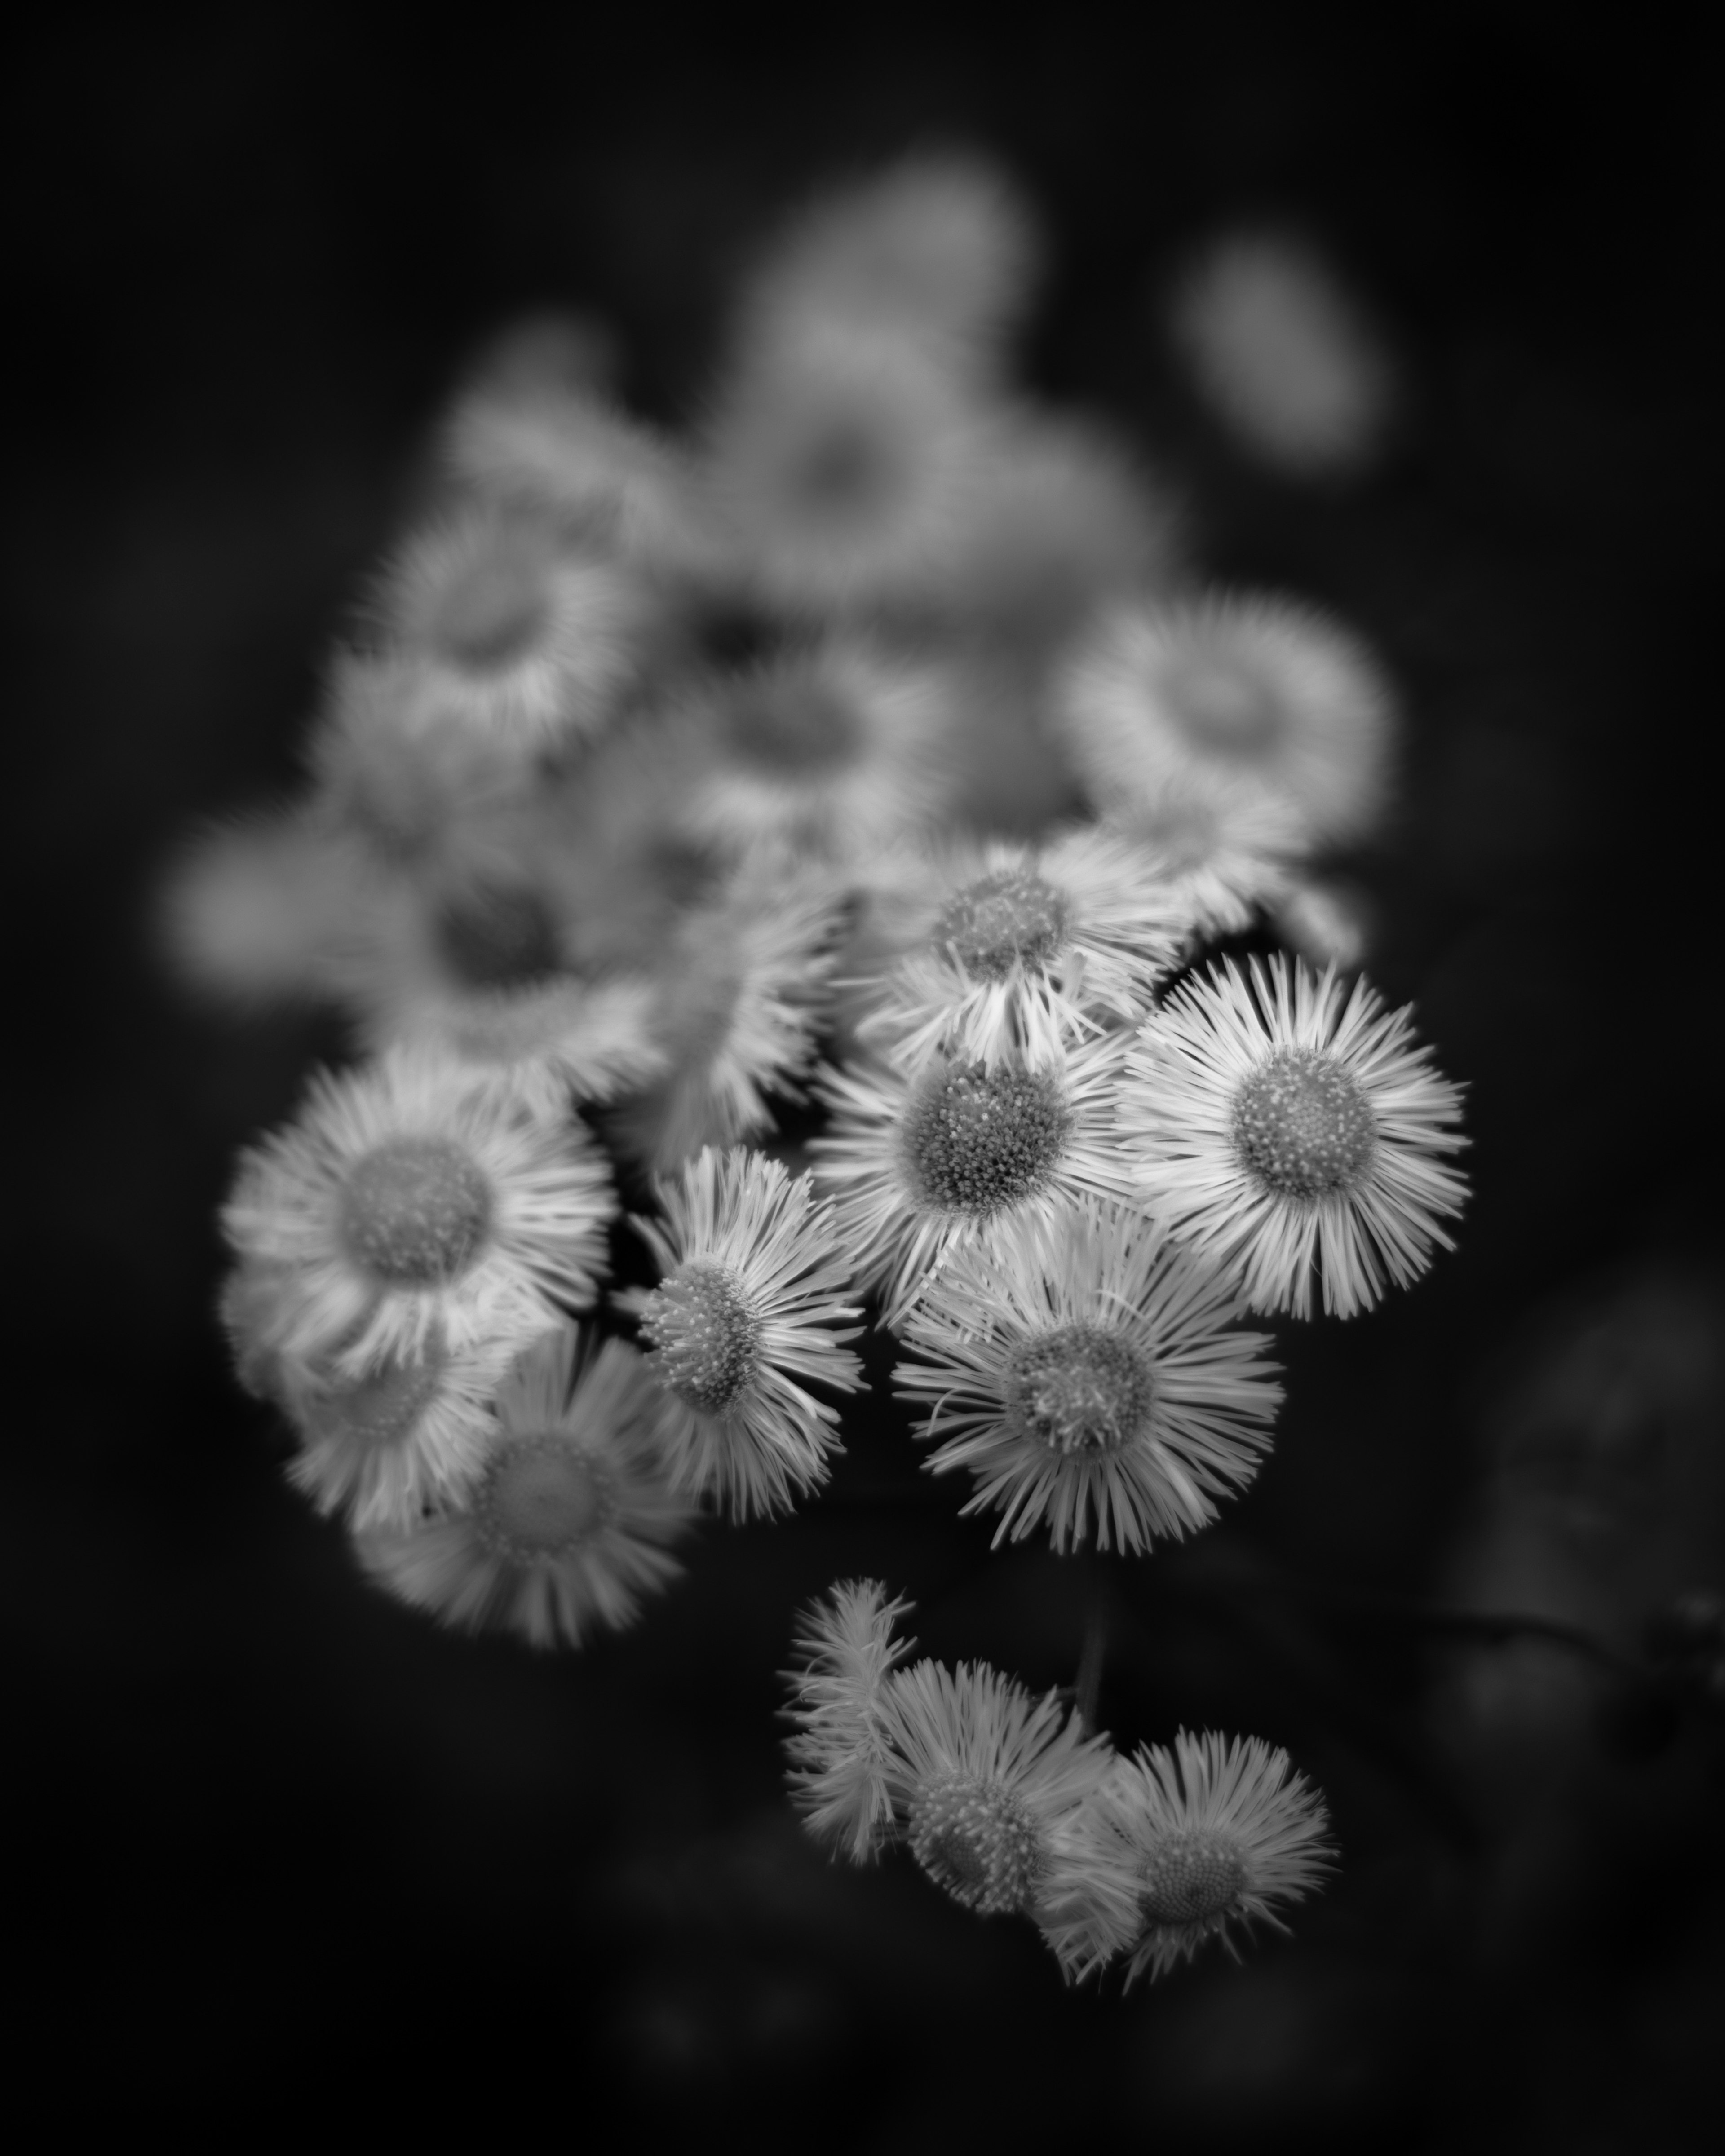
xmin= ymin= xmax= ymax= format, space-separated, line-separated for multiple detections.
xmin=191 ymin=157 xmax=1465 ymax=1982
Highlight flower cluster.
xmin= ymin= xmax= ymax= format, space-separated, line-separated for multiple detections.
xmin=188 ymin=155 xmax=1459 ymax=1980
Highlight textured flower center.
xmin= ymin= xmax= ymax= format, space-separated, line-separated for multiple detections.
xmin=908 ymin=1773 xmax=1042 ymax=1917
xmin=1166 ymin=657 xmax=1282 ymax=756
xmin=935 ymin=869 xmax=1070 ymax=983
xmin=723 ymin=672 xmax=862 ymax=774
xmin=435 ymin=884 xmax=566 ymax=990
xmin=1139 ymin=1829 xmax=1248 ymax=1925
xmin=785 ymin=411 xmax=898 ymax=527
xmin=1006 ymin=1324 xmax=1155 ymax=1454
xmin=902 ymin=1062 xmax=1073 ymax=1217
xmin=1232 ymin=1047 xmax=1376 ymax=1201
xmin=340 ymin=1137 xmax=494 ymax=1287
xmin=474 ymin=1436 xmax=615 ymax=1560
xmin=308 ymin=1349 xmax=446 ymax=1451
xmin=434 ymin=549 xmax=550 ymax=673
xmin=640 ymin=1260 xmax=761 ymax=1416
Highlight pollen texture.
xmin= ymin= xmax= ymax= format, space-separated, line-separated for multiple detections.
xmin=640 ymin=1260 xmax=761 ymax=1415
xmin=1006 ymin=1323 xmax=1154 ymax=1454
xmin=934 ymin=868 xmax=1070 ymax=982
xmin=909 ymin=1773 xmax=1042 ymax=1916
xmin=433 ymin=549 xmax=550 ymax=674
xmin=1232 ymin=1047 xmax=1376 ymax=1201
xmin=902 ymin=1062 xmax=1073 ymax=1215
xmin=1138 ymin=1829 xmax=1248 ymax=1925
xmin=340 ymin=1137 xmax=494 ymax=1286
xmin=310 ymin=1351 xmax=446 ymax=1449
xmin=724 ymin=673 xmax=862 ymax=773
xmin=474 ymin=1437 xmax=616 ymax=1560
xmin=1165 ymin=657 xmax=1281 ymax=755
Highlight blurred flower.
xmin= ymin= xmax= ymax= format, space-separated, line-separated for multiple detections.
xmin=782 ymin=1579 xmax=917 ymax=1861
xmin=1121 ymin=956 xmax=1467 ymax=1318
xmin=619 ymin=1146 xmax=863 ymax=1520
xmin=356 ymin=1326 xmax=694 ymax=1648
xmin=895 ymin=1200 xmax=1281 ymax=1551
xmin=1102 ymin=773 xmax=1305 ymax=942
xmin=1104 ymin=1729 xmax=1334 ymax=1986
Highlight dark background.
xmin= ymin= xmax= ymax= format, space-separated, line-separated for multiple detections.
xmin=8 ymin=9 xmax=1723 ymax=2141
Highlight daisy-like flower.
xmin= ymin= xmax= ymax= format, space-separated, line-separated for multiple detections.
xmin=895 ymin=1201 xmax=1281 ymax=1551
xmin=221 ymin=1049 xmax=615 ymax=1373
xmin=617 ymin=1146 xmax=863 ymax=1519
xmin=1057 ymin=592 xmax=1397 ymax=849
xmin=1102 ymin=771 xmax=1306 ymax=944
xmin=1121 ymin=955 xmax=1468 ymax=1319
xmin=860 ymin=825 xmax=1189 ymax=1073
xmin=279 ymin=1316 xmax=544 ymax=1534
xmin=1104 ymin=1729 xmax=1334 ymax=1986
xmin=370 ymin=505 xmax=644 ymax=751
xmin=608 ymin=866 xmax=843 ymax=1176
xmin=812 ymin=1030 xmax=1133 ymax=1325
xmin=355 ymin=1325 xmax=695 ymax=1649
xmin=682 ymin=639 xmax=956 ymax=870
xmin=700 ymin=316 xmax=984 ymax=611
xmin=781 ymin=1579 xmax=917 ymax=1861
xmin=877 ymin=1659 xmax=1142 ymax=1980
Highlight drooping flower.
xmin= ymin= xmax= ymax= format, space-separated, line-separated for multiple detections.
xmin=618 ymin=1146 xmax=862 ymax=1520
xmin=781 ymin=1579 xmax=917 ymax=1861
xmin=1057 ymin=592 xmax=1397 ymax=848
xmin=859 ymin=825 xmax=1188 ymax=1072
xmin=1120 ymin=955 xmax=1468 ymax=1318
xmin=221 ymin=1049 xmax=615 ymax=1372
xmin=876 ymin=1659 xmax=1142 ymax=1980
xmin=1103 ymin=1729 xmax=1335 ymax=1986
xmin=812 ymin=1030 xmax=1133 ymax=1325
xmin=895 ymin=1201 xmax=1281 ymax=1551
xmin=355 ymin=1326 xmax=695 ymax=1649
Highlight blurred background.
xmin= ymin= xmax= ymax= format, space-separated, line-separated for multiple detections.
xmin=7 ymin=8 xmax=1722 ymax=2142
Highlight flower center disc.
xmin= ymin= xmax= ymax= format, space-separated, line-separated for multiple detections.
xmin=909 ymin=1773 xmax=1042 ymax=1917
xmin=341 ymin=1137 xmax=494 ymax=1287
xmin=477 ymin=1437 xmax=614 ymax=1560
xmin=434 ymin=549 xmax=551 ymax=674
xmin=435 ymin=884 xmax=567 ymax=991
xmin=935 ymin=869 xmax=1070 ymax=983
xmin=784 ymin=410 xmax=899 ymax=528
xmin=1007 ymin=1324 xmax=1154 ymax=1454
xmin=309 ymin=1349 xmax=446 ymax=1451
xmin=1233 ymin=1047 xmax=1376 ymax=1201
xmin=1139 ymin=1829 xmax=1248 ymax=1925
xmin=724 ymin=672 xmax=862 ymax=774
xmin=902 ymin=1062 xmax=1073 ymax=1217
xmin=641 ymin=1261 xmax=760 ymax=1416
xmin=1166 ymin=657 xmax=1282 ymax=756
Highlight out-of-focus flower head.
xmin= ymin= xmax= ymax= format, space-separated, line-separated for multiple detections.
xmin=1121 ymin=955 xmax=1468 ymax=1318
xmin=356 ymin=1326 xmax=695 ymax=1648
xmin=782 ymin=1578 xmax=918 ymax=1863
xmin=1104 ymin=1729 xmax=1334 ymax=1985
xmin=895 ymin=1200 xmax=1281 ymax=1551
xmin=221 ymin=1048 xmax=615 ymax=1372
xmin=1057 ymin=591 xmax=1398 ymax=851
xmin=1101 ymin=772 xmax=1306 ymax=944
xmin=618 ymin=1145 xmax=862 ymax=1520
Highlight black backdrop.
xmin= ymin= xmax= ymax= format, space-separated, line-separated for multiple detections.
xmin=8 ymin=9 xmax=1722 ymax=2142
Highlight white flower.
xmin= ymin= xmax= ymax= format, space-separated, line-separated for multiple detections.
xmin=618 ymin=1146 xmax=862 ymax=1520
xmin=1058 ymin=591 xmax=1397 ymax=848
xmin=1101 ymin=772 xmax=1306 ymax=943
xmin=355 ymin=1326 xmax=695 ymax=1649
xmin=221 ymin=1050 xmax=615 ymax=1372
xmin=781 ymin=1580 xmax=917 ymax=1861
xmin=895 ymin=1201 xmax=1281 ymax=1551
xmin=1104 ymin=1729 xmax=1335 ymax=1985
xmin=1121 ymin=955 xmax=1468 ymax=1318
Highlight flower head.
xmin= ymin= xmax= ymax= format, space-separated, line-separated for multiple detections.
xmin=1058 ymin=592 xmax=1397 ymax=848
xmin=1102 ymin=772 xmax=1306 ymax=943
xmin=895 ymin=1201 xmax=1281 ymax=1551
xmin=221 ymin=1050 xmax=615 ymax=1371
xmin=1120 ymin=955 xmax=1468 ymax=1318
xmin=355 ymin=1326 xmax=695 ymax=1648
xmin=877 ymin=1659 xmax=1141 ymax=1979
xmin=781 ymin=1579 xmax=917 ymax=1861
xmin=1104 ymin=1729 xmax=1335 ymax=1985
xmin=813 ymin=1031 xmax=1133 ymax=1325
xmin=618 ymin=1146 xmax=862 ymax=1519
